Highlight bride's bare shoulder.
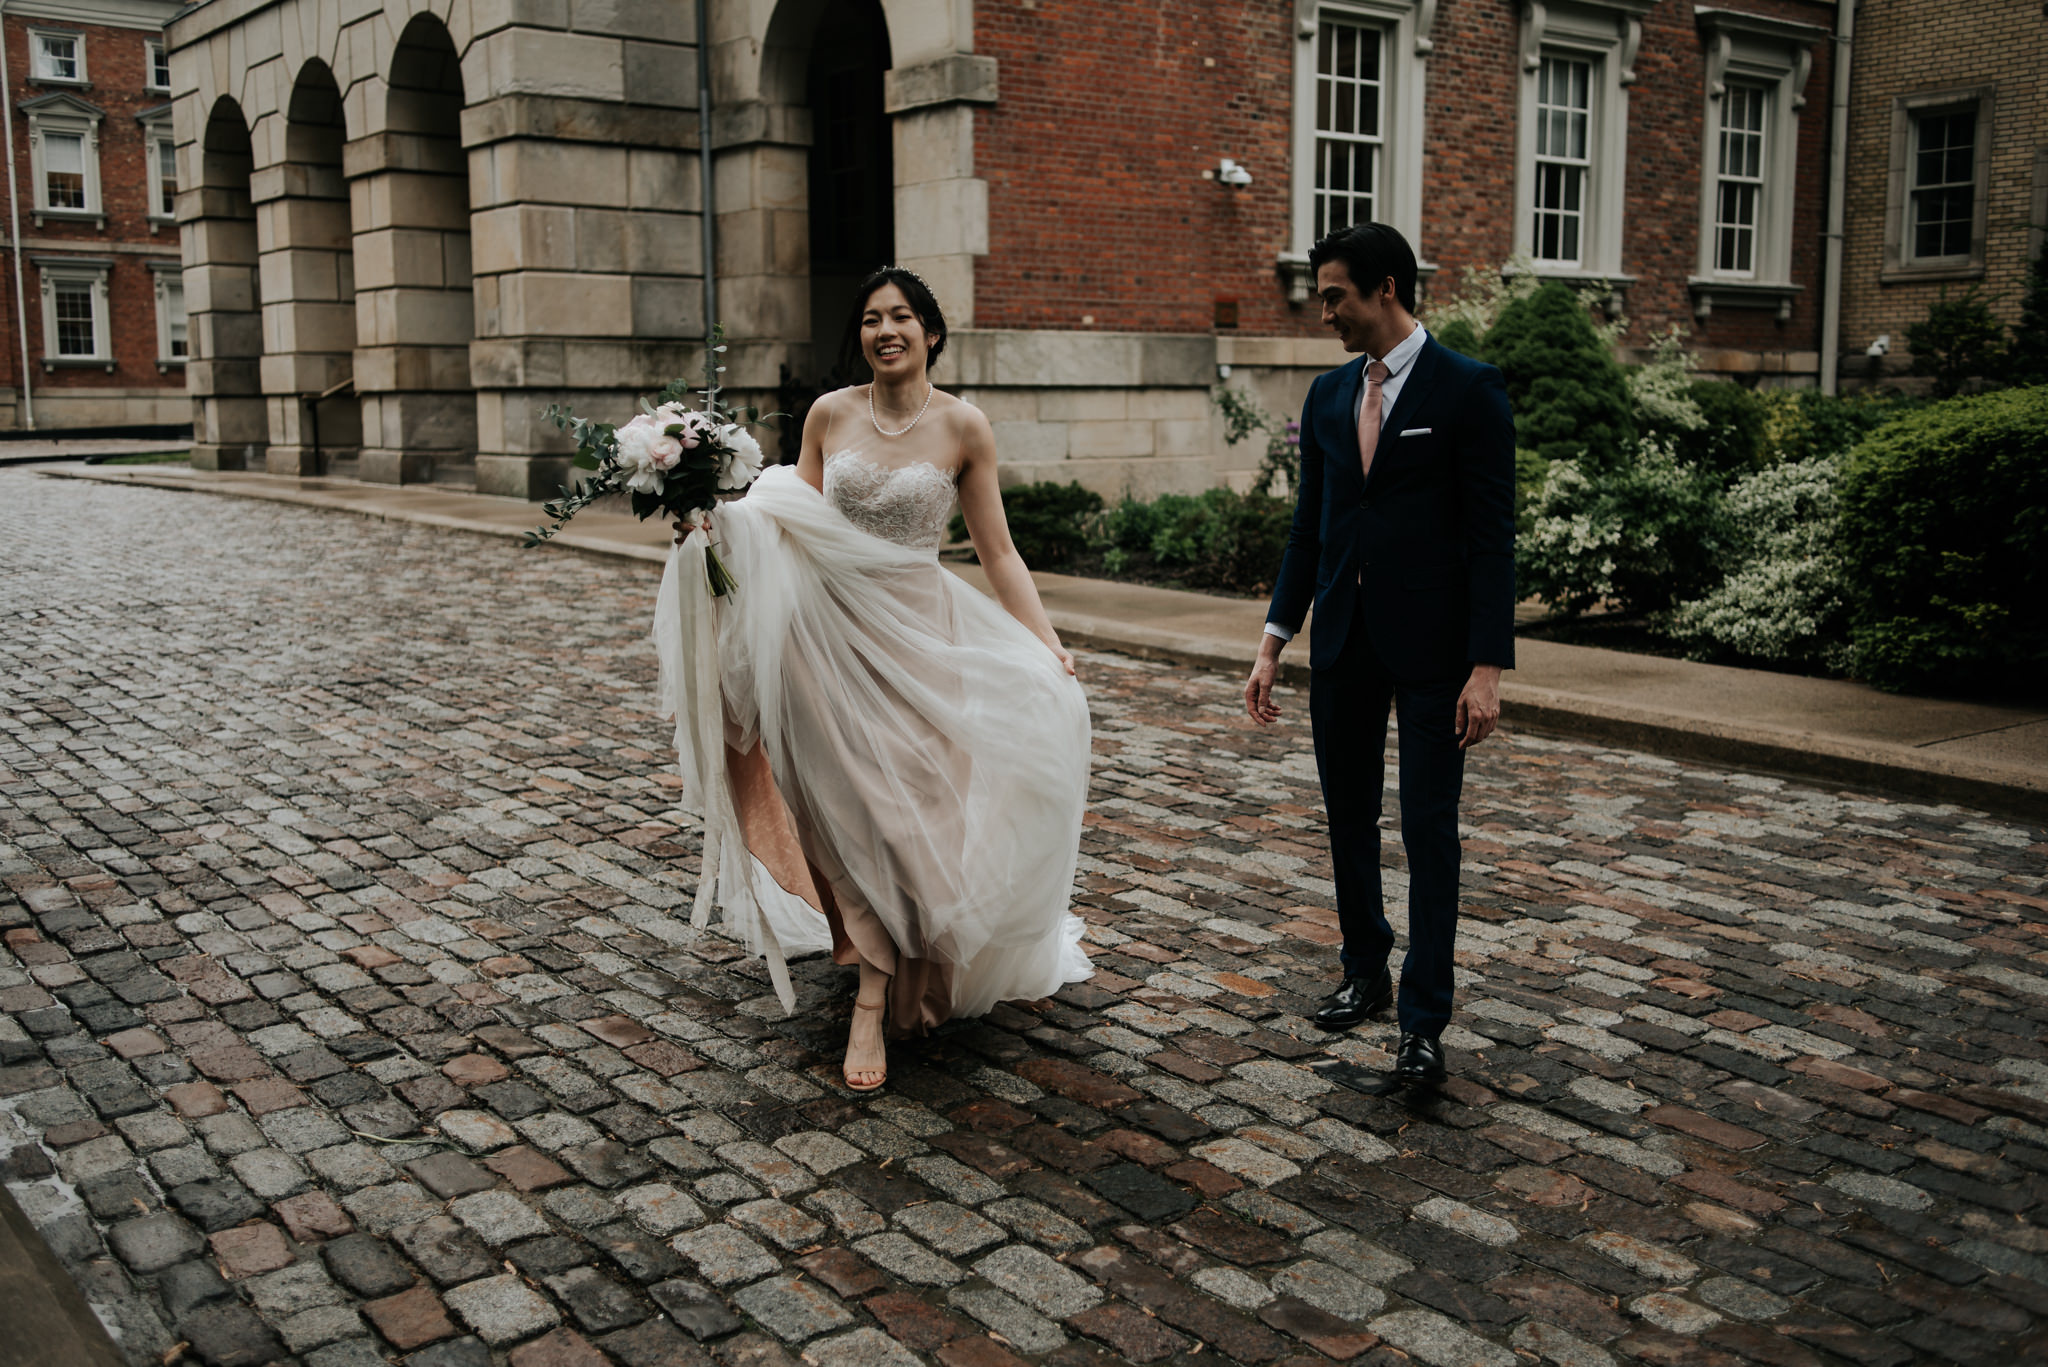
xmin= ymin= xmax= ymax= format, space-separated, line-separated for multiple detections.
xmin=934 ymin=389 xmax=991 ymax=439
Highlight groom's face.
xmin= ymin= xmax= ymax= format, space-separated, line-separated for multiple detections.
xmin=1316 ymin=261 xmax=1394 ymax=356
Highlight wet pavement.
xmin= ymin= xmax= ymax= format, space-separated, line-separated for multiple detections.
xmin=3 ymin=471 xmax=2045 ymax=1367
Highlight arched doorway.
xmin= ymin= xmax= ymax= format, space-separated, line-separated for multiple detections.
xmin=264 ymin=61 xmax=359 ymax=475
xmin=805 ymin=0 xmax=893 ymax=385
xmin=188 ymin=97 xmax=264 ymax=471
xmin=355 ymin=14 xmax=474 ymax=486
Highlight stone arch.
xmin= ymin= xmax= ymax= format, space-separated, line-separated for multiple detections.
xmin=187 ymin=97 xmax=265 ymax=470
xmin=259 ymin=59 xmax=360 ymax=474
xmin=349 ymin=11 xmax=476 ymax=484
xmin=711 ymin=0 xmax=989 ymax=407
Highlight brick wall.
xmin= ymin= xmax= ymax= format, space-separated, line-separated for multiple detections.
xmin=1838 ymin=0 xmax=2047 ymax=379
xmin=1 ymin=14 xmax=183 ymax=417
xmin=973 ymin=0 xmax=1837 ymax=372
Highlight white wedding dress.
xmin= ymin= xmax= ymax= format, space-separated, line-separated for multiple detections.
xmin=655 ymin=450 xmax=1094 ymax=1028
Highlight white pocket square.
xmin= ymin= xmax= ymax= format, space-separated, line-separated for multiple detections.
xmin=1399 ymin=427 xmax=1432 ymax=436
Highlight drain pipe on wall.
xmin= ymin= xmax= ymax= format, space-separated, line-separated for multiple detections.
xmin=1818 ymin=0 xmax=1856 ymax=396
xmin=696 ymin=0 xmax=718 ymax=387
xmin=1 ymin=1 xmax=38 ymax=429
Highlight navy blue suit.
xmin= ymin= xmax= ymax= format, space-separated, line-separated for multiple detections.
xmin=1266 ymin=335 xmax=1516 ymax=1038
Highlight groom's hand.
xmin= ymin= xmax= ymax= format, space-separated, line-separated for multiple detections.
xmin=1244 ymin=636 xmax=1285 ymax=726
xmin=1456 ymin=664 xmax=1503 ymax=749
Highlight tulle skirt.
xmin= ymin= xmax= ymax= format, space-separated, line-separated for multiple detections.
xmin=655 ymin=465 xmax=1093 ymax=1029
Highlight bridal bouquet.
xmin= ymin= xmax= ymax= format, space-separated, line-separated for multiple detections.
xmin=524 ymin=325 xmax=768 ymax=596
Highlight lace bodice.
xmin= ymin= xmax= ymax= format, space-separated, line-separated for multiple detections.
xmin=823 ymin=451 xmax=957 ymax=551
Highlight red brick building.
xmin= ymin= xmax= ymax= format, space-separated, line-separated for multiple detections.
xmin=173 ymin=0 xmax=2006 ymax=495
xmin=0 ymin=0 xmax=186 ymax=431
xmin=972 ymin=0 xmax=1837 ymax=368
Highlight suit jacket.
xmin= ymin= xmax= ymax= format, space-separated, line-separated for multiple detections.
xmin=1266 ymin=336 xmax=1517 ymax=677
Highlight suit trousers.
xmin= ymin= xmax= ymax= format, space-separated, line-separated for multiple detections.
xmin=1308 ymin=594 xmax=1467 ymax=1039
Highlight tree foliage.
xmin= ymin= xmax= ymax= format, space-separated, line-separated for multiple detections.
xmin=1480 ymin=281 xmax=1636 ymax=467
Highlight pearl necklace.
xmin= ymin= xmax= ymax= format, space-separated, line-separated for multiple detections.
xmin=869 ymin=382 xmax=935 ymax=438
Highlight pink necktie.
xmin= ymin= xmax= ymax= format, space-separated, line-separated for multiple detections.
xmin=1358 ymin=359 xmax=1390 ymax=483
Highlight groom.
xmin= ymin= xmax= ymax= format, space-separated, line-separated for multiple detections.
xmin=1244 ymin=222 xmax=1515 ymax=1086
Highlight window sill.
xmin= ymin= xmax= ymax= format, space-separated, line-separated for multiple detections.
xmin=158 ymin=359 xmax=188 ymax=373
xmin=33 ymin=210 xmax=106 ymax=230
xmin=1688 ymin=277 xmax=1802 ymax=322
xmin=28 ymin=77 xmax=91 ymax=91
xmin=43 ymin=357 xmax=115 ymax=372
xmin=1880 ymin=262 xmax=1984 ymax=285
xmin=1276 ymin=254 xmax=1440 ymax=305
xmin=1504 ymin=264 xmax=1638 ymax=316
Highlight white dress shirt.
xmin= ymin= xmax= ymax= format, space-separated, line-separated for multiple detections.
xmin=1265 ymin=324 xmax=1429 ymax=643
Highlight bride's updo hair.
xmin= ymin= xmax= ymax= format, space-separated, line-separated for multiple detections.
xmin=844 ymin=266 xmax=948 ymax=373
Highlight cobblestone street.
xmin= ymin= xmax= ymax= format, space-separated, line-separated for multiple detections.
xmin=5 ymin=469 xmax=2047 ymax=1367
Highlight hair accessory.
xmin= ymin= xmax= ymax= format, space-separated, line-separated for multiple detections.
xmin=884 ymin=265 xmax=939 ymax=300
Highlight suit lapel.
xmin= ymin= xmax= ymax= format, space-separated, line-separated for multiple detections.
xmin=1365 ymin=338 xmax=1441 ymax=493
xmin=1330 ymin=355 xmax=1368 ymax=484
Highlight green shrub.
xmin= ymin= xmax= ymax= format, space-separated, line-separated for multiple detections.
xmin=1521 ymin=436 xmax=1730 ymax=617
xmin=1905 ymin=284 xmax=2008 ymax=398
xmin=1433 ymin=317 xmax=1482 ymax=359
xmin=2008 ymin=237 xmax=2048 ymax=387
xmin=1481 ymin=281 xmax=1635 ymax=468
xmin=1663 ymin=457 xmax=1851 ymax=668
xmin=1838 ymin=385 xmax=2048 ymax=692
xmin=948 ymin=480 xmax=1103 ymax=568
xmin=1141 ymin=487 xmax=1293 ymax=593
xmin=1758 ymin=388 xmax=1924 ymax=465
xmin=1672 ymin=380 xmax=1768 ymax=479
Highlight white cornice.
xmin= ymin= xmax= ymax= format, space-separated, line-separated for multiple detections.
xmin=5 ymin=0 xmax=182 ymax=33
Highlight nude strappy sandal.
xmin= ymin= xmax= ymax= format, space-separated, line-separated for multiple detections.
xmin=844 ymin=997 xmax=888 ymax=1092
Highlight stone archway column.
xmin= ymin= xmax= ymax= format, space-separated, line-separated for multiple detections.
xmin=884 ymin=54 xmax=996 ymax=324
xmin=463 ymin=96 xmax=707 ymax=500
xmin=178 ymin=106 xmax=266 ymax=471
xmin=705 ymin=100 xmax=811 ymax=408
xmin=253 ymin=141 xmax=361 ymax=476
xmin=346 ymin=129 xmax=475 ymax=484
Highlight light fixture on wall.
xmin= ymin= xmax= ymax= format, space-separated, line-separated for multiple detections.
xmin=1866 ymin=334 xmax=1891 ymax=357
xmin=1216 ymin=158 xmax=1253 ymax=188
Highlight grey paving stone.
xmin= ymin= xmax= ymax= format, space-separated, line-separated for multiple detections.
xmin=543 ymin=1264 xmax=648 ymax=1333
xmin=670 ymin=1223 xmax=779 ymax=1286
xmin=851 ymin=1232 xmax=965 ymax=1288
xmin=449 ymin=1189 xmax=552 ymax=1245
xmin=392 ymin=1217 xmax=498 ymax=1287
xmin=404 ymin=1337 xmax=492 ymax=1367
xmin=108 ymin=1212 xmax=206 ymax=1272
xmin=322 ymin=1233 xmax=417 ymax=1299
xmin=648 ymin=1277 xmax=744 ymax=1340
xmin=971 ymin=1244 xmax=1103 ymax=1319
xmin=800 ymin=1327 xmax=924 ymax=1367
xmin=443 ymin=1273 xmax=561 ymax=1345
xmin=891 ymin=1201 xmax=1005 ymax=1257
xmin=948 ymin=1287 xmax=1067 ymax=1353
xmin=731 ymin=1271 xmax=855 ymax=1342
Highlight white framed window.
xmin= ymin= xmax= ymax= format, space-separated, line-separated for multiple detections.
xmin=142 ymin=115 xmax=177 ymax=226
xmin=1281 ymin=0 xmax=1437 ymax=301
xmin=1512 ymin=0 xmax=1650 ymax=291
xmin=149 ymin=260 xmax=187 ymax=368
xmin=29 ymin=29 xmax=86 ymax=84
xmin=146 ymin=41 xmax=171 ymax=92
xmin=1689 ymin=9 xmax=1825 ymax=320
xmin=1531 ymin=55 xmax=1593 ymax=266
xmin=22 ymin=95 xmax=105 ymax=227
xmin=33 ymin=257 xmax=113 ymax=369
xmin=1881 ymin=87 xmax=1994 ymax=281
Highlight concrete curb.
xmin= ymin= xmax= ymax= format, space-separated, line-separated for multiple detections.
xmin=40 ymin=463 xmax=2048 ymax=824
xmin=0 ymin=1183 xmax=124 ymax=1367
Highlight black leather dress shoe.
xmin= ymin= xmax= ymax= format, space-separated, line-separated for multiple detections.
xmin=1393 ymin=1032 xmax=1447 ymax=1085
xmin=1313 ymin=971 xmax=1393 ymax=1030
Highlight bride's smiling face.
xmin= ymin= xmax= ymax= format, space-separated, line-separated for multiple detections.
xmin=860 ymin=284 xmax=934 ymax=378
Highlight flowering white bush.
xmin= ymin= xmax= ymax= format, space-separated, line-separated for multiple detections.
xmin=1663 ymin=457 xmax=1852 ymax=668
xmin=1628 ymin=325 xmax=1704 ymax=432
xmin=1521 ymin=435 xmax=1729 ymax=617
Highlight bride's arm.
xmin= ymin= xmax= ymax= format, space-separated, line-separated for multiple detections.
xmin=955 ymin=407 xmax=1077 ymax=676
xmin=792 ymin=392 xmax=839 ymax=493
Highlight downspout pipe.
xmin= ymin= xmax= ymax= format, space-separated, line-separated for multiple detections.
xmin=1818 ymin=0 xmax=1855 ymax=395
xmin=696 ymin=0 xmax=717 ymax=392
xmin=1 ymin=1 xmax=37 ymax=429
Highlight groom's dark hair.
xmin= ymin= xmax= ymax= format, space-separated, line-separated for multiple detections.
xmin=1309 ymin=223 xmax=1418 ymax=313
xmin=841 ymin=267 xmax=949 ymax=380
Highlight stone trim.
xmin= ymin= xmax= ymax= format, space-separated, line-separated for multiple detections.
xmin=882 ymin=55 xmax=998 ymax=114
xmin=460 ymin=96 xmax=700 ymax=152
xmin=1880 ymin=85 xmax=1997 ymax=282
xmin=1687 ymin=277 xmax=1802 ymax=323
xmin=708 ymin=100 xmax=810 ymax=151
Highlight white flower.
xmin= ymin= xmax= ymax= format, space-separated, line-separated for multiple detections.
xmin=717 ymin=424 xmax=764 ymax=491
xmin=613 ymin=415 xmax=668 ymax=494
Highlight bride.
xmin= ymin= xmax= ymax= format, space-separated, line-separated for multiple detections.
xmin=656 ymin=267 xmax=1094 ymax=1091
